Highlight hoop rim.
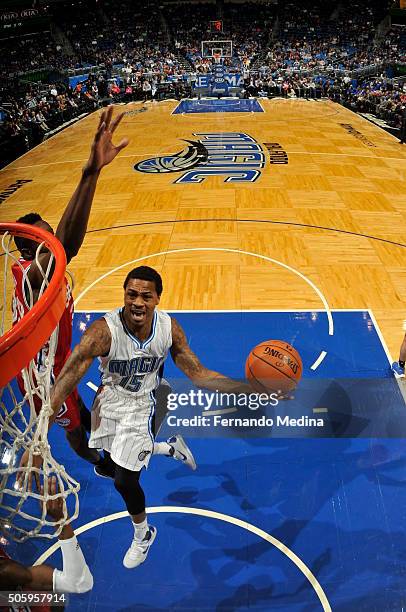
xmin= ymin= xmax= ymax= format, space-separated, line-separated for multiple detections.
xmin=0 ymin=222 xmax=67 ymax=387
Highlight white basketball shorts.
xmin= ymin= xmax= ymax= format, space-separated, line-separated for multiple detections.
xmin=89 ymin=385 xmax=155 ymax=471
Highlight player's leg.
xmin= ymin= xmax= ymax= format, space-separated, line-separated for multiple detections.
xmin=392 ymin=332 xmax=406 ymax=377
xmin=153 ymin=380 xmax=172 ymax=435
xmin=93 ymin=449 xmax=116 ymax=479
xmin=88 ymin=386 xmax=119 ymax=479
xmin=101 ymin=396 xmax=158 ymax=567
xmin=62 ymin=390 xmax=115 ymax=473
xmin=153 ymin=435 xmax=197 ymax=470
xmin=151 ymin=381 xmax=197 ymax=470
xmin=76 ymin=393 xmax=116 ymax=477
xmin=113 ymin=464 xmax=156 ymax=569
xmin=77 ymin=394 xmax=92 ymax=433
xmin=65 ymin=425 xmax=99 ymax=463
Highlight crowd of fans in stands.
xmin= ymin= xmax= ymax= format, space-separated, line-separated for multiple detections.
xmin=1 ymin=0 xmax=405 ymax=166
xmin=0 ymin=80 xmax=99 ymax=166
xmin=1 ymin=0 xmax=402 ymax=78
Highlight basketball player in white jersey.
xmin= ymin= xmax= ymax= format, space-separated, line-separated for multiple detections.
xmin=16 ymin=107 xmax=192 ymax=485
xmin=47 ymin=266 xmax=253 ymax=569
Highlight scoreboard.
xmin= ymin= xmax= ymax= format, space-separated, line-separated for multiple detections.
xmin=210 ymin=20 xmax=223 ymax=33
xmin=0 ymin=7 xmax=49 ymax=38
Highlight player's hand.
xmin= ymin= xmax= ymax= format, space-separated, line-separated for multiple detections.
xmin=84 ymin=106 xmax=129 ymax=174
xmin=17 ymin=449 xmax=43 ymax=491
xmin=44 ymin=476 xmax=64 ymax=522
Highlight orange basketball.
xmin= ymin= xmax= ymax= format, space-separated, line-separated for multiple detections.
xmin=245 ymin=340 xmax=302 ymax=394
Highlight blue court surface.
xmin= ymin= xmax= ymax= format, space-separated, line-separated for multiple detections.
xmin=12 ymin=311 xmax=406 ymax=611
xmin=172 ymin=99 xmax=264 ymax=114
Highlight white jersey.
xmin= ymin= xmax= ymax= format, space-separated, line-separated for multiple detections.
xmin=100 ymin=307 xmax=172 ymax=399
xmin=89 ymin=307 xmax=172 ymax=470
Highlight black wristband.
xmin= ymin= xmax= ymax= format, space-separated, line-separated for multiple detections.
xmin=399 ymin=360 xmax=405 ymax=368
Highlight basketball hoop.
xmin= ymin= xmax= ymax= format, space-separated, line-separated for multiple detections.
xmin=0 ymin=223 xmax=80 ymax=542
xmin=213 ymin=52 xmax=222 ymax=64
xmin=0 ymin=223 xmax=66 ymax=387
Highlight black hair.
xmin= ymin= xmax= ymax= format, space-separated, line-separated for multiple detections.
xmin=14 ymin=212 xmax=43 ymax=252
xmin=123 ymin=266 xmax=163 ymax=296
xmin=16 ymin=212 xmax=43 ymax=225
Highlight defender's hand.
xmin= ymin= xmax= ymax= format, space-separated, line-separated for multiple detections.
xmin=84 ymin=106 xmax=129 ymax=174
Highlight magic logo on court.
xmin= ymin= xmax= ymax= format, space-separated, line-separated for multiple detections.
xmin=134 ymin=133 xmax=265 ymax=183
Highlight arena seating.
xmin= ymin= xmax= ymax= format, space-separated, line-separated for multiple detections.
xmin=1 ymin=0 xmax=405 ymax=167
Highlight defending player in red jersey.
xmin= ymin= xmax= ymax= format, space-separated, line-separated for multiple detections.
xmin=0 ymin=478 xmax=93 ymax=611
xmin=12 ymin=249 xmax=80 ymax=431
xmin=14 ymin=106 xmax=129 ymax=476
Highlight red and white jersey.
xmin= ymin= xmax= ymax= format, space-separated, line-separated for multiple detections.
xmin=11 ymin=258 xmax=74 ymax=371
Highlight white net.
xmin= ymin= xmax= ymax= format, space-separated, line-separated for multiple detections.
xmin=0 ymin=230 xmax=80 ymax=542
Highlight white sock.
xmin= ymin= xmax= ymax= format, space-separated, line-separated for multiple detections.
xmin=133 ymin=517 xmax=148 ymax=542
xmin=152 ymin=442 xmax=173 ymax=456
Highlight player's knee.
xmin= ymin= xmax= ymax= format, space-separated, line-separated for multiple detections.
xmin=113 ymin=472 xmax=140 ymax=498
xmin=113 ymin=475 xmax=124 ymax=496
xmin=114 ymin=466 xmax=140 ymax=492
xmin=114 ymin=469 xmax=145 ymax=514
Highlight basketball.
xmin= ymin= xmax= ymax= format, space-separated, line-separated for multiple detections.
xmin=245 ymin=340 xmax=303 ymax=394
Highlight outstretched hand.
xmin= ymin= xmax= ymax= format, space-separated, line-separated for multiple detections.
xmin=84 ymin=106 xmax=129 ymax=174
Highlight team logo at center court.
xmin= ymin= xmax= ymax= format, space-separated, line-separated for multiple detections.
xmin=134 ymin=133 xmax=265 ymax=184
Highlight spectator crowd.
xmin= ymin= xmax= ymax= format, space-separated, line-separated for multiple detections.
xmin=1 ymin=0 xmax=405 ymax=165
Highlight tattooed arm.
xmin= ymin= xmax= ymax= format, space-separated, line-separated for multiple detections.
xmin=170 ymin=317 xmax=252 ymax=393
xmin=49 ymin=318 xmax=112 ymax=426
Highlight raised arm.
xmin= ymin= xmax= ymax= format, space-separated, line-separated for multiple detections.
xmin=170 ymin=317 xmax=251 ymax=393
xmin=49 ymin=318 xmax=112 ymax=426
xmin=55 ymin=106 xmax=129 ymax=261
xmin=28 ymin=107 xmax=129 ymax=289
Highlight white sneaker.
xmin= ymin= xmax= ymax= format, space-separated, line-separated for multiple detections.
xmin=123 ymin=526 xmax=157 ymax=569
xmin=167 ymin=434 xmax=197 ymax=471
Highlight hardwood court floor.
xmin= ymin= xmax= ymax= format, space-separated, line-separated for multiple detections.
xmin=1 ymin=98 xmax=405 ymax=358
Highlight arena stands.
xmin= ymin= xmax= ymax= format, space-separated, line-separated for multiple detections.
xmin=1 ymin=0 xmax=405 ymax=167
